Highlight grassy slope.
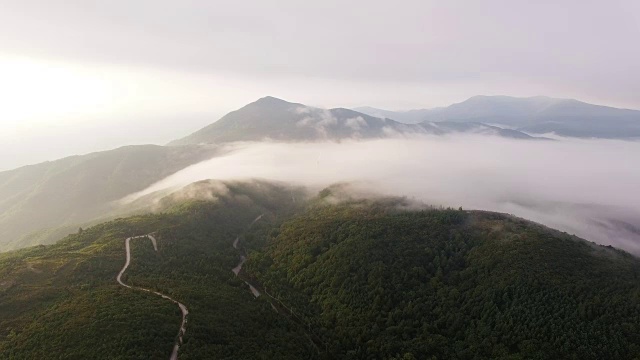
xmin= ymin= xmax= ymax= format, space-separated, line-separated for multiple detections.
xmin=0 ymin=182 xmax=315 ymax=359
xmin=0 ymin=144 xmax=217 ymax=251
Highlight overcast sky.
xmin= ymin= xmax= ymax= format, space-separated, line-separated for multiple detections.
xmin=1 ymin=0 xmax=639 ymax=170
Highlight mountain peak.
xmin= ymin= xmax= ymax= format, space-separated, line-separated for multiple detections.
xmin=463 ymin=95 xmax=562 ymax=103
xmin=252 ymin=96 xmax=294 ymax=106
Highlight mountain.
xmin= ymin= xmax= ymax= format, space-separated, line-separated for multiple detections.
xmin=428 ymin=121 xmax=538 ymax=139
xmin=352 ymin=106 xmax=436 ymax=124
xmin=1 ymin=181 xmax=639 ymax=359
xmin=169 ymin=96 xmax=411 ymax=145
xmin=2 ymin=94 xmax=632 ymax=252
xmin=0 ymin=181 xmax=315 ymax=359
xmin=169 ymin=96 xmax=538 ymax=145
xmin=356 ymin=96 xmax=640 ymax=139
xmin=0 ymin=144 xmax=217 ymax=251
xmin=0 ymin=97 xmax=540 ymax=252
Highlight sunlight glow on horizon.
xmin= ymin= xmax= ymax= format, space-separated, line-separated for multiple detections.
xmin=0 ymin=55 xmax=244 ymax=170
xmin=1 ymin=51 xmax=638 ymax=172
xmin=0 ymin=55 xmax=247 ymax=139
xmin=0 ymin=56 xmax=112 ymax=130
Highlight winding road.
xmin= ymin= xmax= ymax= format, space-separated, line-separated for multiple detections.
xmin=230 ymin=214 xmax=327 ymax=354
xmin=232 ymin=214 xmax=264 ymax=297
xmin=116 ymin=234 xmax=189 ymax=360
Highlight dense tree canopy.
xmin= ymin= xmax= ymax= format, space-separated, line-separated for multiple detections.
xmin=0 ymin=182 xmax=314 ymax=359
xmin=246 ymin=199 xmax=640 ymax=359
xmin=1 ymin=183 xmax=639 ymax=359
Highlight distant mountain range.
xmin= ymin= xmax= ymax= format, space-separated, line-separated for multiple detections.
xmin=2 ymin=94 xmax=640 ymax=250
xmin=356 ymin=95 xmax=640 ymax=139
xmin=169 ymin=96 xmax=542 ymax=145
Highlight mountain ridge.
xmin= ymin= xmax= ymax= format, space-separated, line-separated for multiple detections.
xmin=1 ymin=93 xmax=637 ymax=251
xmin=0 ymin=144 xmax=218 ymax=251
xmin=169 ymin=96 xmax=540 ymax=145
xmin=356 ymin=95 xmax=640 ymax=138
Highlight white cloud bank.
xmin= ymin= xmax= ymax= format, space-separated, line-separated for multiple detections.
xmin=126 ymin=135 xmax=640 ymax=253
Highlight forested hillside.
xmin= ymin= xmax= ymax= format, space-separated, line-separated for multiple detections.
xmin=245 ymin=195 xmax=640 ymax=359
xmin=1 ymin=182 xmax=640 ymax=359
xmin=0 ymin=181 xmax=315 ymax=359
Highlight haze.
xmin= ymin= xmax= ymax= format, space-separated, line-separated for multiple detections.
xmin=1 ymin=1 xmax=639 ymax=170
xmin=126 ymin=136 xmax=640 ymax=253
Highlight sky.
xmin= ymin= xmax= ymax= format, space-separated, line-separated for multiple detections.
xmin=1 ymin=0 xmax=639 ymax=170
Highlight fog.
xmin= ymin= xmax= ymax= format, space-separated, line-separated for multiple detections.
xmin=127 ymin=136 xmax=640 ymax=253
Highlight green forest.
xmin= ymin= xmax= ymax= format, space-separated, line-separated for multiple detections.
xmin=1 ymin=182 xmax=640 ymax=359
xmin=0 ymin=181 xmax=315 ymax=359
xmin=246 ymin=197 xmax=640 ymax=359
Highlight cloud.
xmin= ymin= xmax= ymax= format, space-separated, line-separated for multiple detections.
xmin=125 ymin=135 xmax=640 ymax=253
xmin=296 ymin=116 xmax=313 ymax=127
xmin=291 ymin=107 xmax=340 ymax=137
xmin=345 ymin=116 xmax=367 ymax=130
xmin=316 ymin=110 xmax=338 ymax=127
xmin=294 ymin=106 xmax=311 ymax=115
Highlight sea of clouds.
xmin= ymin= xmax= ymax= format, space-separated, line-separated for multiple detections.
xmin=125 ymin=135 xmax=640 ymax=253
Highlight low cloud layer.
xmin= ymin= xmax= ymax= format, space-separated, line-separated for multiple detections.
xmin=126 ymin=135 xmax=640 ymax=253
